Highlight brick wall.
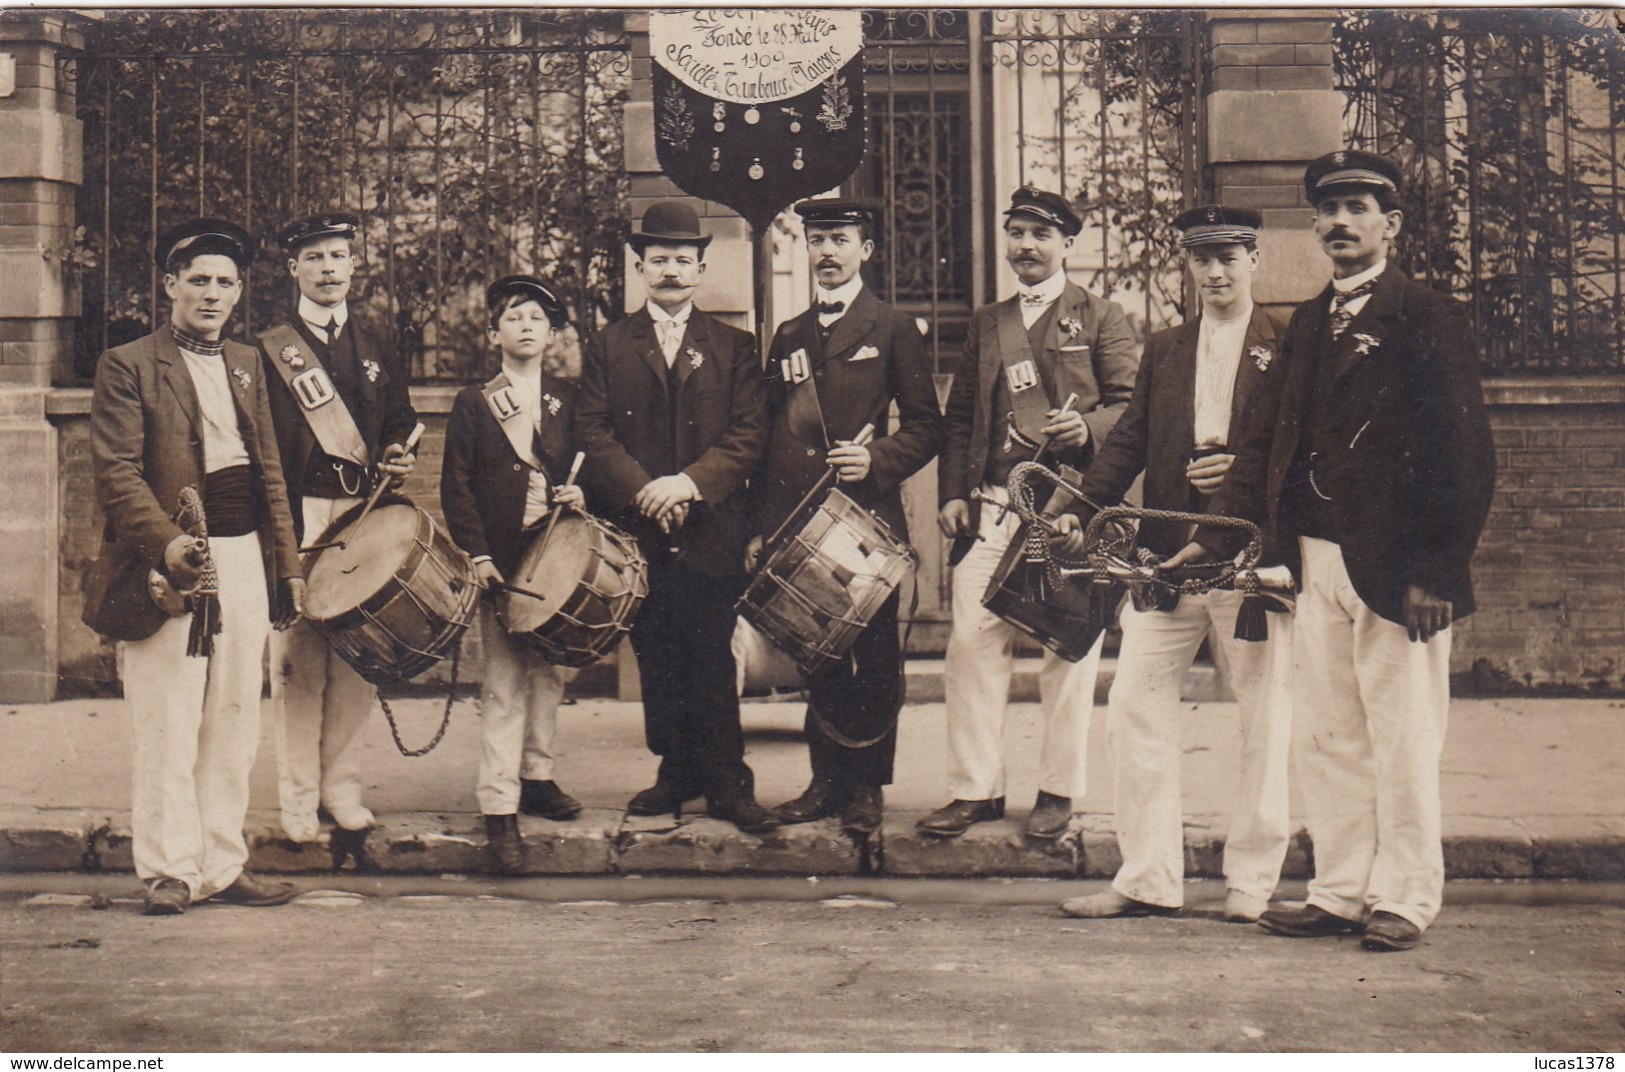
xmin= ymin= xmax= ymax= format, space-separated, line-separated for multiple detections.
xmin=1455 ymin=384 xmax=1625 ymax=691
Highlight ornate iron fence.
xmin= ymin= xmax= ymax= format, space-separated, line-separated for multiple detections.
xmin=69 ymin=9 xmax=630 ymax=382
xmin=854 ymin=9 xmax=1202 ymax=375
xmin=1335 ymin=9 xmax=1624 ymax=375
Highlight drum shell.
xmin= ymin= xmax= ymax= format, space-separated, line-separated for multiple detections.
xmin=981 ymin=520 xmax=1103 ymax=663
xmin=497 ymin=511 xmax=649 ymax=669
xmin=738 ymin=489 xmax=914 ymax=678
xmin=304 ymin=503 xmax=480 ymax=685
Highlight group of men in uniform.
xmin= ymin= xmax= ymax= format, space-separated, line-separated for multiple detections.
xmin=84 ymin=147 xmax=1492 ymax=953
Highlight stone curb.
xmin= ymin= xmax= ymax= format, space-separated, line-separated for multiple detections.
xmin=4 ymin=808 xmax=1622 ymax=881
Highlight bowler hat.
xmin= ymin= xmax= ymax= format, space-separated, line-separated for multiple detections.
xmin=629 ymin=201 xmax=712 ymax=253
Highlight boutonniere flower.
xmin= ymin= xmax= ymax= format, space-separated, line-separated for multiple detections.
xmin=687 ymin=347 xmax=704 ymax=370
xmin=543 ymin=392 xmax=562 ymax=417
xmin=231 ymin=367 xmax=252 ymax=391
xmin=1352 ymin=332 xmax=1380 ymax=356
xmin=1059 ymin=316 xmax=1082 ymax=338
xmin=361 ymin=358 xmax=381 ymax=383
xmin=1249 ymin=344 xmax=1273 ymax=372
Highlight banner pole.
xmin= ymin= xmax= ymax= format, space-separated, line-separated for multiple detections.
xmin=754 ymin=220 xmax=774 ymax=364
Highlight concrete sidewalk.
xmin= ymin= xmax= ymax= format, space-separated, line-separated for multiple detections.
xmin=2 ymin=686 xmax=1622 ymax=880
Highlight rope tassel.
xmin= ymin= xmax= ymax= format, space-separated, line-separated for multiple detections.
xmin=1233 ymin=570 xmax=1269 ymax=643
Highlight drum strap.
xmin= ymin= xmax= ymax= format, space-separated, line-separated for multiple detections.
xmin=995 ymin=306 xmax=1056 ymax=449
xmin=258 ymin=323 xmax=371 ymax=468
xmin=481 ymin=372 xmax=544 ymax=470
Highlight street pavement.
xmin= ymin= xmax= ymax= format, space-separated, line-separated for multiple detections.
xmin=3 ymin=683 xmax=1622 ymax=880
xmin=3 ymin=879 xmax=1622 ymax=1051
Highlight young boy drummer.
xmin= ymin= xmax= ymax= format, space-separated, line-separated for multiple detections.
xmin=440 ymin=275 xmax=586 ymax=872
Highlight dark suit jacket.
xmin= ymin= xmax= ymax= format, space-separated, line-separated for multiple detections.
xmin=574 ymin=305 xmax=766 ymax=577
xmin=84 ymin=324 xmax=300 ymax=636
xmin=256 ymin=313 xmax=417 ymax=540
xmin=939 ymin=281 xmax=1139 ymax=562
xmin=1205 ymin=265 xmax=1495 ymax=624
xmin=441 ymin=369 xmax=577 ymax=577
xmin=1082 ymin=305 xmax=1286 ymax=561
xmin=756 ymin=287 xmax=944 ymax=541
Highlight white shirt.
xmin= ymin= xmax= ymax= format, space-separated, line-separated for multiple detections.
xmin=501 ymin=363 xmax=554 ymax=528
xmin=647 ymin=300 xmax=693 ymax=367
xmin=178 ymin=345 xmax=250 ymax=474
xmin=298 ymin=295 xmax=349 ymax=342
xmin=1192 ymin=301 xmax=1252 ymax=448
xmin=1017 ymin=270 xmax=1067 ymax=328
xmin=815 ymin=276 xmax=865 ymax=329
xmin=1331 ymin=258 xmax=1386 ymax=321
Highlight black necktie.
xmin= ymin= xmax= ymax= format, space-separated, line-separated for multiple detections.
xmin=815 ymin=300 xmax=845 ymax=316
xmin=1328 ymin=280 xmax=1376 ymax=340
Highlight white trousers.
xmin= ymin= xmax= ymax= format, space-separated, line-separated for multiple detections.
xmin=1295 ymin=537 xmax=1450 ymax=931
xmin=271 ymin=496 xmax=375 ymax=827
xmin=1107 ymin=589 xmax=1293 ymax=908
xmin=124 ymin=533 xmax=268 ymax=898
xmin=942 ymin=489 xmax=1103 ymax=802
xmin=477 ymin=603 xmax=566 ymax=815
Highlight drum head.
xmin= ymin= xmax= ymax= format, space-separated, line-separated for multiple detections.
xmin=304 ymin=504 xmax=421 ymax=622
xmin=503 ymin=513 xmax=595 ymax=635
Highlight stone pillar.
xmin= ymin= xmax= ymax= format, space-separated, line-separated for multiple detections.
xmin=0 ymin=12 xmax=85 ymax=701
xmin=1203 ymin=11 xmax=1345 ymax=312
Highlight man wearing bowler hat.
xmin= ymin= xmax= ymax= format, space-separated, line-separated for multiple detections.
xmin=928 ymin=185 xmax=1139 ymax=840
xmin=1059 ymin=205 xmax=1294 ymax=924
xmin=1165 ymin=150 xmax=1495 ymax=951
xmin=255 ymin=212 xmax=419 ymax=843
xmin=752 ymin=197 xmax=944 ymax=836
xmin=574 ymin=200 xmax=776 ymax=834
xmin=85 ymin=217 xmax=302 ymax=914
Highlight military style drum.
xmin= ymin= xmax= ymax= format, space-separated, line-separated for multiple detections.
xmin=497 ymin=510 xmax=649 ymax=669
xmin=738 ymin=489 xmax=914 ymax=678
xmin=981 ymin=521 xmax=1104 ymax=664
xmin=303 ymin=502 xmax=480 ymax=685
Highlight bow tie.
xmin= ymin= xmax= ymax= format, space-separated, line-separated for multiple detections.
xmin=1331 ymin=278 xmax=1378 ymax=308
xmin=815 ymin=300 xmax=845 ymax=316
xmin=1019 ymin=291 xmax=1052 ymax=307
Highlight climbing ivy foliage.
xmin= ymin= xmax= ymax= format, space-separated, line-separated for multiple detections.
xmin=72 ymin=9 xmax=631 ymax=382
xmin=1335 ymin=8 xmax=1625 ymax=374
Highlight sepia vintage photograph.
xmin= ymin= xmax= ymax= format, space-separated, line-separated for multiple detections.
xmin=1 ymin=3 xmax=1622 ymax=1056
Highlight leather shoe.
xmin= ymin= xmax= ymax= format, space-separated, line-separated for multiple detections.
xmin=773 ymin=780 xmax=844 ymax=824
xmin=840 ymin=786 xmax=884 ymax=836
xmin=1257 ymin=902 xmax=1364 ymax=939
xmin=706 ymin=796 xmax=781 ymax=835
xmin=1060 ymin=889 xmax=1180 ymax=919
xmin=1025 ymin=791 xmax=1072 ymax=840
xmin=1361 ymin=910 xmax=1424 ymax=952
xmin=627 ymin=783 xmax=697 ymax=818
xmin=142 ymin=878 xmax=190 ymax=917
xmin=519 ymin=779 xmax=583 ymax=821
xmin=916 ymin=797 xmax=1005 ymax=838
xmin=484 ymin=813 xmax=526 ymax=874
xmin=211 ymin=871 xmax=300 ymax=907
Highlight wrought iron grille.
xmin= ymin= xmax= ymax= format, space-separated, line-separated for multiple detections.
xmin=69 ymin=9 xmax=630 ymax=382
xmin=1335 ymin=9 xmax=1624 ymax=375
xmin=854 ymin=10 xmax=1201 ymax=374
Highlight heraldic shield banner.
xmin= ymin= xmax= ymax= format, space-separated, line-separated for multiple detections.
xmin=651 ymin=10 xmax=866 ymax=232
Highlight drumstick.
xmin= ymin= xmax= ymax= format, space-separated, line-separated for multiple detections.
xmin=522 ymin=451 xmax=586 ymax=587
xmin=993 ymin=392 xmax=1079 ymax=525
xmin=758 ymin=422 xmax=876 ymax=565
xmin=299 ymin=422 xmax=425 ymax=554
